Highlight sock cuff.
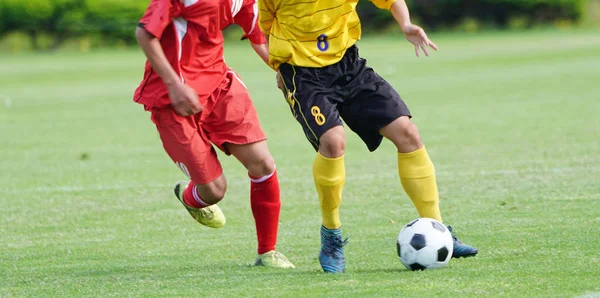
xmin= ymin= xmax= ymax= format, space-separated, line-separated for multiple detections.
xmin=397 ymin=147 xmax=435 ymax=178
xmin=320 ymin=225 xmax=342 ymax=236
xmin=249 ymin=167 xmax=277 ymax=183
xmin=316 ymin=152 xmax=344 ymax=161
xmin=192 ymin=185 xmax=210 ymax=206
xmin=314 ymin=153 xmax=346 ymax=186
xmin=397 ymin=146 xmax=427 ymax=158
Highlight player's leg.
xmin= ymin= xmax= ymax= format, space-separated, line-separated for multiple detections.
xmin=315 ymin=125 xmax=346 ymax=229
xmin=278 ymin=64 xmax=347 ymax=273
xmin=313 ymin=126 xmax=348 ymax=273
xmin=151 ymin=107 xmax=226 ymax=228
xmin=338 ymin=47 xmax=441 ymax=221
xmin=380 ymin=116 xmax=478 ymax=258
xmin=339 ymin=49 xmax=477 ymax=257
xmin=379 ymin=116 xmax=441 ymax=222
xmin=204 ymin=70 xmax=294 ymax=268
xmin=226 ymin=141 xmax=294 ymax=269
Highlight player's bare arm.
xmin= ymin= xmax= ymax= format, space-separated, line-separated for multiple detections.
xmin=251 ymin=42 xmax=270 ymax=66
xmin=390 ymin=0 xmax=438 ymax=57
xmin=276 ymin=72 xmax=284 ymax=94
xmin=135 ymin=27 xmax=202 ymax=116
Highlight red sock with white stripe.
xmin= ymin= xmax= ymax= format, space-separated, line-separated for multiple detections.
xmin=250 ymin=170 xmax=281 ymax=255
xmin=183 ymin=181 xmax=210 ymax=208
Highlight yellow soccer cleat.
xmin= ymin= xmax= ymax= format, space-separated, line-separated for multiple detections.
xmin=254 ymin=251 xmax=296 ymax=269
xmin=173 ymin=181 xmax=226 ymax=228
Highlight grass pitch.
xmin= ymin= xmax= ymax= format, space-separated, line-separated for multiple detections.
xmin=1 ymin=30 xmax=599 ymax=297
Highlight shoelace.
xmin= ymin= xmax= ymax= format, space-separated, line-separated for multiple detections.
xmin=198 ymin=208 xmax=214 ymax=219
xmin=447 ymin=225 xmax=463 ymax=244
xmin=322 ymin=236 xmax=349 ymax=256
xmin=272 ymin=252 xmax=289 ymax=262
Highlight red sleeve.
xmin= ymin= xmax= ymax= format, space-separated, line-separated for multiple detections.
xmin=234 ymin=0 xmax=266 ymax=44
xmin=138 ymin=0 xmax=175 ymax=38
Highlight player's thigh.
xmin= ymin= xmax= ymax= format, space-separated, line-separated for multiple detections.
xmin=151 ymin=107 xmax=223 ymax=186
xmin=278 ymin=64 xmax=344 ymax=151
xmin=340 ymin=68 xmax=411 ymax=152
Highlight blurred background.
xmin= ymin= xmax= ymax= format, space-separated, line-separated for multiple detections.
xmin=0 ymin=0 xmax=598 ymax=52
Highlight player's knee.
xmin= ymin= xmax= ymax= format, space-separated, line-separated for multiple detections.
xmin=400 ymin=121 xmax=423 ymax=151
xmin=319 ymin=140 xmax=345 ymax=158
xmin=401 ymin=121 xmax=421 ymax=143
xmin=319 ymin=126 xmax=346 ymax=158
xmin=385 ymin=117 xmax=423 ymax=152
xmin=204 ymin=185 xmax=226 ymax=204
xmin=246 ymin=154 xmax=275 ymax=178
xmin=197 ymin=176 xmax=227 ymax=204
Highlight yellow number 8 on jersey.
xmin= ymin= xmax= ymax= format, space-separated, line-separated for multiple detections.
xmin=311 ymin=106 xmax=326 ymax=126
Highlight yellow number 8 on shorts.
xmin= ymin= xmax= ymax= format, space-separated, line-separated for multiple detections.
xmin=311 ymin=106 xmax=326 ymax=126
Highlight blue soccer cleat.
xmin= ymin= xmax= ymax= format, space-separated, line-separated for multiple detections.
xmin=447 ymin=225 xmax=479 ymax=258
xmin=319 ymin=226 xmax=348 ymax=273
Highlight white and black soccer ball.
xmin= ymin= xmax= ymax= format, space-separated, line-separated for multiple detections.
xmin=396 ymin=218 xmax=454 ymax=270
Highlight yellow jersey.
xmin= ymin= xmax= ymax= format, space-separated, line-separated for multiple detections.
xmin=258 ymin=0 xmax=396 ymax=70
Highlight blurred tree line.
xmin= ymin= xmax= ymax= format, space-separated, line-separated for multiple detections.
xmin=362 ymin=0 xmax=587 ymax=31
xmin=0 ymin=0 xmax=589 ymax=51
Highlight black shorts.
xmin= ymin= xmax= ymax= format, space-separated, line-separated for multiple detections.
xmin=278 ymin=45 xmax=411 ymax=152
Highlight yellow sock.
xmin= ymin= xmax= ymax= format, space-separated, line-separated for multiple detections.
xmin=397 ymin=147 xmax=442 ymax=222
xmin=313 ymin=153 xmax=345 ymax=229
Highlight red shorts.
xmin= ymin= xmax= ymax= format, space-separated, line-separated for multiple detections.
xmin=150 ymin=71 xmax=266 ymax=185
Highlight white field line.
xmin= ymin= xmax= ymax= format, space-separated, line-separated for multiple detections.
xmin=1 ymin=165 xmax=598 ymax=195
xmin=576 ymin=293 xmax=600 ymax=298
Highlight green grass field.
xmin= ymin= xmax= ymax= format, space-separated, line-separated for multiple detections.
xmin=1 ymin=30 xmax=599 ymax=297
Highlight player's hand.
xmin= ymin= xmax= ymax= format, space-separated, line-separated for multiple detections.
xmin=168 ymin=82 xmax=203 ymax=116
xmin=276 ymin=72 xmax=284 ymax=91
xmin=401 ymin=24 xmax=438 ymax=57
xmin=276 ymin=72 xmax=286 ymax=95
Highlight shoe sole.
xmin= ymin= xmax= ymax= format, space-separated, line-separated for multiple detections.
xmin=321 ymin=265 xmax=344 ymax=273
xmin=452 ymin=251 xmax=479 ymax=258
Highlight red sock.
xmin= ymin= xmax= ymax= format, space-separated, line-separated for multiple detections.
xmin=183 ymin=181 xmax=209 ymax=208
xmin=250 ymin=170 xmax=281 ymax=255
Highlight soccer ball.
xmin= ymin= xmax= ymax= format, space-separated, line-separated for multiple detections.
xmin=396 ymin=218 xmax=454 ymax=270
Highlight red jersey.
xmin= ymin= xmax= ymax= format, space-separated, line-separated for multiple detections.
xmin=133 ymin=0 xmax=266 ymax=109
